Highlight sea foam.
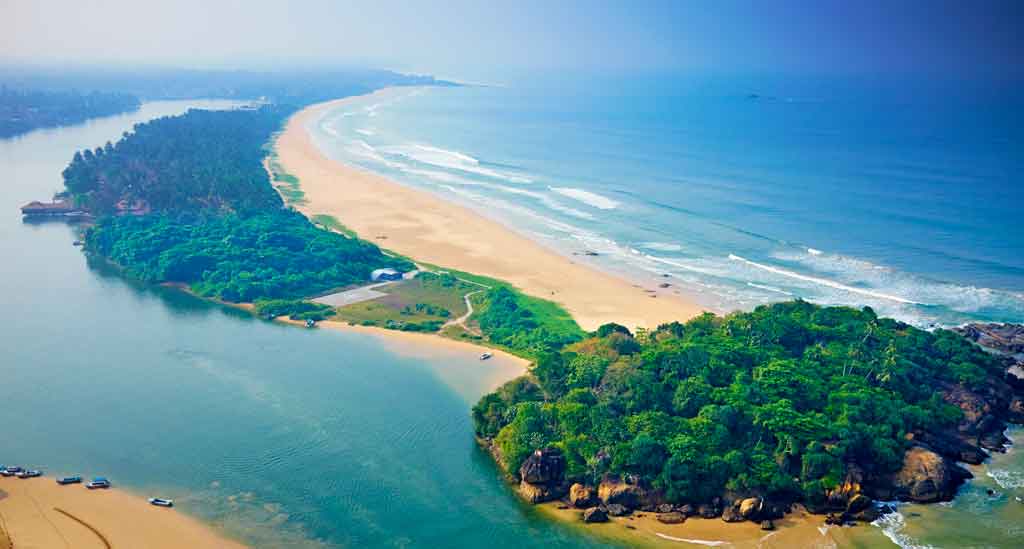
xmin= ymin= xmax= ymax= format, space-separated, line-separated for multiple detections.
xmin=729 ymin=254 xmax=920 ymax=304
xmin=386 ymin=143 xmax=533 ymax=184
xmin=549 ymin=187 xmax=619 ymax=210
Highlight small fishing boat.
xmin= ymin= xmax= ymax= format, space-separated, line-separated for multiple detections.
xmin=1 ymin=466 xmax=22 ymax=477
xmin=16 ymin=470 xmax=42 ymax=479
xmin=479 ymin=352 xmax=493 ymax=360
xmin=148 ymin=497 xmax=174 ymax=507
xmin=86 ymin=477 xmax=111 ymax=489
xmin=57 ymin=476 xmax=82 ymax=485
xmin=305 ymin=319 xmax=316 ymax=328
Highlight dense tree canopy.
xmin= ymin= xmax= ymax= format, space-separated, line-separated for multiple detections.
xmin=473 ymin=301 xmax=1001 ymax=506
xmin=63 ymin=106 xmax=292 ymax=214
xmin=0 ymin=87 xmax=140 ymax=138
xmin=86 ymin=210 xmax=411 ymax=302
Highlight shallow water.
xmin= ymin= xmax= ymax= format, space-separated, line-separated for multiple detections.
xmin=0 ymin=103 xmax=616 ymax=548
xmin=311 ymin=76 xmax=1024 ymax=329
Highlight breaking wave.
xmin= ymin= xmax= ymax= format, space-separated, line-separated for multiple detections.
xmin=872 ymin=508 xmax=936 ymax=549
xmin=385 ymin=143 xmax=533 ymax=184
xmin=729 ymin=254 xmax=921 ymax=304
xmin=549 ymin=187 xmax=619 ymax=209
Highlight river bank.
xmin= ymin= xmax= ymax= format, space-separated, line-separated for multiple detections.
xmin=273 ymin=88 xmax=703 ymax=332
xmin=0 ymin=475 xmax=246 ymax=548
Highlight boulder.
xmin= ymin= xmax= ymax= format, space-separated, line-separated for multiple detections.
xmin=678 ymin=504 xmax=696 ymax=517
xmin=738 ymin=497 xmax=762 ymax=520
xmin=760 ymin=519 xmax=775 ymax=531
xmin=582 ymin=507 xmax=608 ymax=523
xmin=893 ymin=446 xmax=972 ymax=503
xmin=598 ymin=477 xmax=647 ymax=508
xmin=846 ymin=494 xmax=872 ymax=514
xmin=519 ymin=448 xmax=565 ymax=485
xmin=518 ymin=480 xmax=563 ymax=504
xmin=656 ymin=511 xmax=686 ymax=524
xmin=721 ymin=504 xmax=744 ymax=523
xmin=698 ymin=503 xmax=720 ymax=519
xmin=954 ymin=323 xmax=1024 ymax=354
xmin=569 ymin=483 xmax=597 ymax=508
xmin=606 ymin=503 xmax=630 ymax=517
xmin=1007 ymin=363 xmax=1024 ymax=391
xmin=656 ymin=503 xmax=675 ymax=514
xmin=1009 ymin=396 xmax=1024 ymax=423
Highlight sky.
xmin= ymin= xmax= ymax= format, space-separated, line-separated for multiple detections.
xmin=2 ymin=0 xmax=1022 ymax=82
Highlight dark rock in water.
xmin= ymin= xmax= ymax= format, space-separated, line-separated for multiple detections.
xmin=954 ymin=323 xmax=1024 ymax=354
xmin=892 ymin=446 xmax=972 ymax=503
xmin=698 ymin=503 xmax=721 ymax=519
xmin=582 ymin=507 xmax=608 ymax=523
xmin=850 ymin=505 xmax=884 ymax=523
xmin=520 ymin=447 xmax=565 ymax=485
xmin=606 ymin=503 xmax=631 ymax=517
xmin=846 ymin=494 xmax=872 ymax=514
xmin=987 ymin=488 xmax=997 ymax=496
xmin=656 ymin=503 xmax=674 ymax=514
xmin=760 ymin=519 xmax=775 ymax=531
xmin=656 ymin=511 xmax=686 ymax=524
xmin=569 ymin=483 xmax=597 ymax=508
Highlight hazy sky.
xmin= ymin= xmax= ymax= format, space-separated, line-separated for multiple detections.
xmin=3 ymin=1 xmax=1021 ymax=81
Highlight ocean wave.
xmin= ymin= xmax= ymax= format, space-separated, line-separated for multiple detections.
xmin=653 ymin=533 xmax=729 ymax=546
xmin=355 ymin=128 xmax=375 ymax=136
xmin=729 ymin=254 xmax=921 ymax=304
xmin=746 ymin=282 xmax=794 ymax=296
xmin=549 ymin=187 xmax=619 ymax=209
xmin=807 ymin=247 xmax=823 ymax=255
xmin=987 ymin=469 xmax=1024 ymax=489
xmin=383 ymin=143 xmax=533 ymax=184
xmin=872 ymin=509 xmax=936 ymax=549
xmin=640 ymin=242 xmax=684 ymax=252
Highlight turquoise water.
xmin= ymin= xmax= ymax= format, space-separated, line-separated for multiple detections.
xmin=312 ymin=75 xmax=1024 ymax=328
xmin=0 ymin=103 xmax=615 ymax=548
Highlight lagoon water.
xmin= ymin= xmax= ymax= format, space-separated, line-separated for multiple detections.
xmin=314 ymin=75 xmax=1024 ymax=329
xmin=0 ymin=103 xmax=615 ymax=547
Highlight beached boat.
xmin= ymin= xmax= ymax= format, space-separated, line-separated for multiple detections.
xmin=148 ymin=497 xmax=174 ymax=507
xmin=86 ymin=477 xmax=111 ymax=489
xmin=479 ymin=352 xmax=493 ymax=360
xmin=305 ymin=318 xmax=316 ymax=328
xmin=16 ymin=469 xmax=42 ymax=479
xmin=57 ymin=476 xmax=82 ymax=485
xmin=1 ymin=466 xmax=23 ymax=477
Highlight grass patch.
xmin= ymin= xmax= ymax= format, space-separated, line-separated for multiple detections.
xmin=311 ymin=214 xmax=358 ymax=239
xmin=335 ymin=272 xmax=476 ymax=332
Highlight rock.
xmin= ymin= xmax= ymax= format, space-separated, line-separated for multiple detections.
xmin=625 ymin=525 xmax=636 ymax=530
xmin=598 ymin=477 xmax=647 ymax=508
xmin=1008 ymin=363 xmax=1024 ymax=391
xmin=606 ymin=503 xmax=631 ymax=517
xmin=1009 ymin=396 xmax=1024 ymax=423
xmin=954 ymin=323 xmax=1024 ymax=354
xmin=893 ymin=446 xmax=972 ymax=503
xmin=698 ymin=503 xmax=720 ymax=519
xmin=846 ymin=494 xmax=872 ymax=514
xmin=656 ymin=503 xmax=675 ymax=514
xmin=760 ymin=519 xmax=775 ymax=531
xmin=518 ymin=480 xmax=563 ymax=504
xmin=739 ymin=497 xmax=762 ymax=520
xmin=721 ymin=504 xmax=744 ymax=523
xmin=656 ymin=511 xmax=686 ymax=524
xmin=519 ymin=448 xmax=565 ymax=485
xmin=850 ymin=506 xmax=883 ymax=522
xmin=569 ymin=483 xmax=597 ymax=508
xmin=679 ymin=504 xmax=696 ymax=517
xmin=824 ymin=512 xmax=850 ymax=526
xmin=582 ymin=507 xmax=608 ymax=523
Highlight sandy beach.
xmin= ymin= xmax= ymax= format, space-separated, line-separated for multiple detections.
xmin=274 ymin=88 xmax=704 ymax=332
xmin=0 ymin=476 xmax=245 ymax=548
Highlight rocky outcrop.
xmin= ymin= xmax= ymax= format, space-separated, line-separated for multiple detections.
xmin=568 ymin=483 xmax=597 ymax=508
xmin=582 ymin=507 xmax=608 ymax=523
xmin=597 ymin=476 xmax=650 ymax=508
xmin=721 ymin=504 xmax=744 ymax=523
xmin=954 ymin=323 xmax=1024 ymax=354
xmin=738 ymin=497 xmax=762 ymax=520
xmin=605 ymin=503 xmax=630 ymax=517
xmin=517 ymin=448 xmax=566 ymax=503
xmin=890 ymin=446 xmax=972 ymax=503
xmin=656 ymin=511 xmax=686 ymax=524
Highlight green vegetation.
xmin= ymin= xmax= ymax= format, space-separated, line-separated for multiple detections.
xmin=473 ymin=286 xmax=585 ymax=358
xmin=254 ymin=299 xmax=336 ymax=321
xmin=311 ymin=214 xmax=358 ymax=239
xmin=336 ymin=272 xmax=472 ymax=332
xmin=86 ymin=209 xmax=410 ymax=302
xmin=267 ymin=153 xmax=306 ymax=206
xmin=63 ymin=106 xmax=294 ymax=214
xmin=0 ymin=87 xmax=140 ymax=138
xmin=473 ymin=301 xmax=1002 ymax=506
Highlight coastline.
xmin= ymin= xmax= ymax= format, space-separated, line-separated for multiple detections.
xmin=273 ymin=87 xmax=704 ymax=332
xmin=0 ymin=476 xmax=246 ymax=548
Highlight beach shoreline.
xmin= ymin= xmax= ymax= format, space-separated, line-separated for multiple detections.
xmin=273 ymin=87 xmax=705 ymax=332
xmin=0 ymin=476 xmax=246 ymax=548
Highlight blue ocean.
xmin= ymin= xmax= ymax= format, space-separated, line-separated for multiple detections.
xmin=311 ymin=73 xmax=1024 ymax=327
